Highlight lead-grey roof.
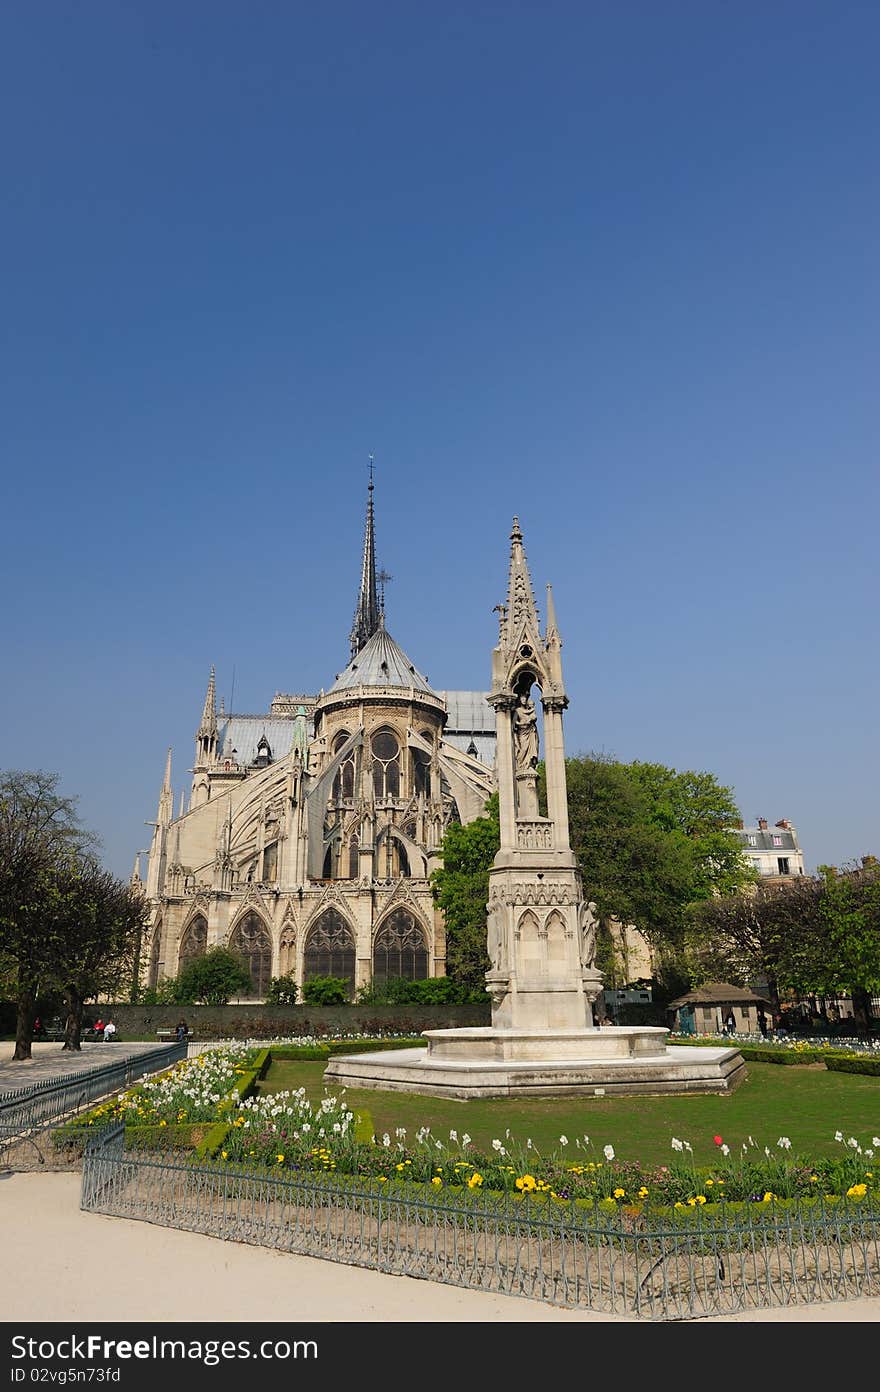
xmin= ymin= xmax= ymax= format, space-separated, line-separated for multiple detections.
xmin=441 ymin=690 xmax=495 ymax=733
xmin=735 ymin=829 xmax=799 ymax=851
xmin=327 ymin=626 xmax=437 ymax=695
xmin=216 ymin=715 xmax=311 ymax=766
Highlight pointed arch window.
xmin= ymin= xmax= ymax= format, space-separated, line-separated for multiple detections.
xmin=148 ymin=920 xmax=163 ymax=988
xmin=229 ymin=912 xmax=272 ymax=998
xmin=178 ymin=915 xmax=207 ymax=975
xmin=303 ymin=909 xmax=355 ymax=996
xmin=373 ymin=908 xmax=428 ymax=983
xmin=372 ymin=728 xmax=400 ymax=798
xmin=332 ymin=731 xmax=356 ymax=800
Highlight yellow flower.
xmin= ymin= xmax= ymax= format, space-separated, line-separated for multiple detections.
xmin=638 ymin=1187 xmax=649 ymax=1198
xmin=613 ymin=1187 xmax=626 ymax=1199
xmin=515 ymin=1174 xmax=537 ymax=1192
xmin=221 ymin=1151 xmax=228 ymax=1160
xmin=467 ymin=1173 xmax=484 ymax=1188
xmin=431 ymin=1177 xmax=443 ymax=1187
xmin=159 ymin=1120 xmax=167 ymax=1128
xmin=847 ymin=1183 xmax=867 ymax=1198
xmin=276 ymin=1154 xmax=285 ymax=1164
xmin=762 ymin=1192 xmax=775 ymax=1202
xmin=695 ymin=1195 xmax=707 ymax=1204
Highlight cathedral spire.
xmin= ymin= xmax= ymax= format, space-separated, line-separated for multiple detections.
xmin=349 ymin=461 xmax=380 ymax=658
xmin=158 ymin=748 xmax=174 ymax=827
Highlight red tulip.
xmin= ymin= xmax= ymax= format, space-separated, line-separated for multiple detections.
xmin=713 ymin=1135 xmax=723 ymax=1146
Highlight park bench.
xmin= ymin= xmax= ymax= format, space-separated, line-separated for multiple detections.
xmin=155 ymin=1028 xmax=193 ymax=1042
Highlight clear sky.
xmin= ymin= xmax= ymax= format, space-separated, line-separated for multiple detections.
xmin=1 ymin=2 xmax=877 ymax=881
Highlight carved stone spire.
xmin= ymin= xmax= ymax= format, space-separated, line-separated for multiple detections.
xmin=158 ymin=747 xmax=173 ymax=827
xmin=502 ymin=516 xmax=540 ymax=652
xmin=198 ymin=666 xmax=217 ymax=739
xmin=349 ymin=463 xmax=380 ymax=658
xmin=195 ymin=666 xmax=218 ymax=769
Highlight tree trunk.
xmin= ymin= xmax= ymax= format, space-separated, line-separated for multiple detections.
xmin=13 ymin=979 xmax=36 ymax=1060
xmin=62 ymin=986 xmax=84 ymax=1051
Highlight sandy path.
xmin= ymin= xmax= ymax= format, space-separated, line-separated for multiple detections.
xmin=1 ymin=1171 xmax=877 ymax=1325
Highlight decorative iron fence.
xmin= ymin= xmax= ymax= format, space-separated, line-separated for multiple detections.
xmin=81 ymin=1124 xmax=880 ymax=1321
xmin=0 ymin=1044 xmax=187 ymax=1162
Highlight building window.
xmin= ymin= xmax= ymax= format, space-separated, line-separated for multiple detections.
xmin=372 ymin=729 xmax=400 ymax=799
xmin=778 ymin=857 xmax=790 ymax=875
xmin=373 ymin=908 xmax=428 ymax=984
xmin=178 ymin=915 xmax=207 ymax=975
xmin=331 ymin=731 xmax=356 ymax=800
xmin=229 ymin=912 xmax=272 ymax=998
xmin=747 ymin=835 xmax=757 ymax=846
xmin=303 ymin=908 xmax=356 ymax=996
xmin=262 ymin=842 xmax=278 ymax=881
xmin=772 ymin=835 xmax=783 ymax=847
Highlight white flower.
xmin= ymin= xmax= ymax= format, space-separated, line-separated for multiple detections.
xmin=873 ymin=1137 xmax=880 ymax=1147
xmin=559 ymin=1135 xmax=568 ymax=1146
xmin=865 ymin=1149 xmax=874 ymax=1160
xmin=671 ymin=1138 xmax=684 ymax=1152
xmin=777 ymin=1136 xmax=791 ymax=1150
xmin=834 ymin=1131 xmax=844 ymax=1142
xmin=848 ymin=1137 xmax=859 ymax=1149
xmin=449 ymin=1129 xmax=458 ymax=1143
xmin=684 ymin=1142 xmax=693 ymax=1154
xmin=461 ymin=1133 xmax=471 ymax=1147
xmin=764 ymin=1147 xmax=771 ymax=1158
xmin=382 ymin=1133 xmax=391 ymax=1148
xmin=492 ymin=1138 xmax=503 ymax=1152
xmin=721 ymin=1144 xmax=730 ymax=1157
xmin=603 ymin=1144 xmax=615 ymax=1161
xmin=526 ymin=1138 xmax=533 ymax=1149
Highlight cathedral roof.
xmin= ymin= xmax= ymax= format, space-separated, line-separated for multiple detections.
xmin=328 ymin=624 xmax=437 ymax=696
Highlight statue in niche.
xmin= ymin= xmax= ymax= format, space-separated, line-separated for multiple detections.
xmin=486 ymin=899 xmax=506 ymax=972
xmin=578 ymin=899 xmax=599 ymax=968
xmin=513 ymin=693 xmax=539 ymax=774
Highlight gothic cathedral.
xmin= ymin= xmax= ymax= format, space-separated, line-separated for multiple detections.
xmin=137 ymin=476 xmax=497 ymax=999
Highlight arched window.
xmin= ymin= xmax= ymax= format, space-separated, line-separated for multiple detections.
xmin=373 ymin=908 xmax=428 ymax=984
xmin=331 ymin=731 xmax=356 ymax=800
xmin=229 ymin=912 xmax=272 ymax=998
xmin=372 ymin=728 xmax=400 ymax=799
xmin=411 ymin=747 xmax=431 ymax=797
xmin=148 ymin=920 xmax=163 ymax=988
xmin=348 ymin=832 xmax=359 ymax=879
xmin=178 ymin=915 xmax=207 ymax=975
xmin=303 ymin=909 xmax=356 ymax=996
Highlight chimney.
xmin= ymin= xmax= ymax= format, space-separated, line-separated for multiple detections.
xmin=757 ymin=818 xmax=768 ymax=830
xmin=775 ymin=819 xmax=790 ymax=830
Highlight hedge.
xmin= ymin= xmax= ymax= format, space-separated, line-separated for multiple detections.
xmin=824 ymin=1055 xmax=880 ymax=1076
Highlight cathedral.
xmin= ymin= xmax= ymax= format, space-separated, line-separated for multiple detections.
xmin=138 ymin=476 xmax=497 ymax=998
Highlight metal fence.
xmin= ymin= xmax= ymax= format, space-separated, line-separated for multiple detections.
xmin=0 ymin=1043 xmax=187 ymax=1161
xmin=81 ymin=1123 xmax=880 ymax=1321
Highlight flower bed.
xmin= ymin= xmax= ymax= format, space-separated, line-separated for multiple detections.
xmin=55 ymin=1043 xmax=880 ymax=1215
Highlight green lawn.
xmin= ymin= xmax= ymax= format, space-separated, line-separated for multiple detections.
xmin=257 ymin=1058 xmax=880 ymax=1167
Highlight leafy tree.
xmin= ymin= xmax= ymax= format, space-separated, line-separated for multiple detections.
xmin=355 ymin=975 xmax=485 ymax=1006
xmin=814 ymin=861 xmax=880 ymax=1032
xmin=431 ymin=794 xmax=499 ymax=992
xmin=265 ymin=974 xmax=299 ymax=1006
xmin=564 ymin=754 xmax=753 ymax=978
xmin=174 ymin=947 xmax=252 ymax=1005
xmin=46 ymin=857 xmax=148 ymax=1050
xmin=685 ymin=875 xmax=823 ymax=1011
xmin=302 ymin=975 xmax=350 ymax=1005
xmin=0 ymin=770 xmax=96 ymax=1059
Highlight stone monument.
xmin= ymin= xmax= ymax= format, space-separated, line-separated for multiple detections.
xmin=324 ymin=520 xmax=744 ymax=1097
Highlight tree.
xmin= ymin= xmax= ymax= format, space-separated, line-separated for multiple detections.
xmin=265 ymin=974 xmax=299 ymax=1006
xmin=814 ymin=861 xmax=880 ymax=1032
xmin=685 ymin=875 xmax=823 ymax=1011
xmin=431 ymin=795 xmax=498 ymax=993
xmin=564 ymin=754 xmax=754 ymax=980
xmin=45 ymin=857 xmax=148 ymax=1051
xmin=174 ymin=947 xmax=252 ymax=1005
xmin=302 ymin=975 xmax=350 ymax=1005
xmin=0 ymin=770 xmax=96 ymax=1059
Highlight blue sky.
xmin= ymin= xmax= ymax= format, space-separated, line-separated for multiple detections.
xmin=1 ymin=2 xmax=877 ymax=880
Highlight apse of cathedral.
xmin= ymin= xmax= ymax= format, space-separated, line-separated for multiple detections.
xmin=138 ymin=476 xmax=497 ymax=999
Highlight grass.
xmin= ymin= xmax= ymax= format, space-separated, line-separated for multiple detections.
xmin=256 ymin=1058 xmax=880 ymax=1167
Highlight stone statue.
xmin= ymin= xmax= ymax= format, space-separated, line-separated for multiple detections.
xmin=486 ymin=899 xmax=506 ymax=972
xmin=513 ymin=694 xmax=539 ymax=773
xmin=578 ymin=899 xmax=598 ymax=968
